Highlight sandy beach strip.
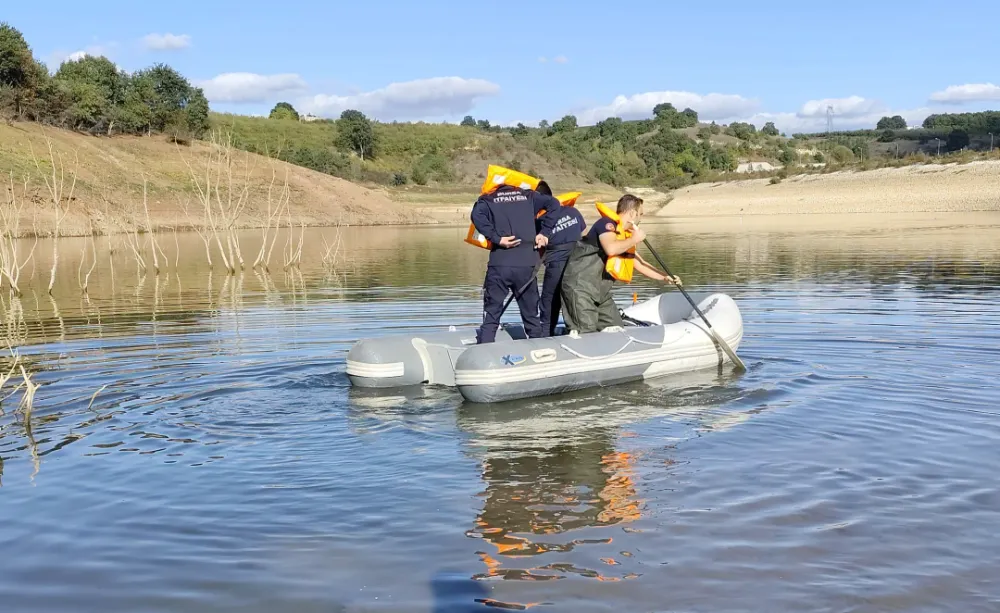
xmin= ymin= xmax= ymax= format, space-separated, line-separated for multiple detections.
xmin=657 ymin=161 xmax=1000 ymax=218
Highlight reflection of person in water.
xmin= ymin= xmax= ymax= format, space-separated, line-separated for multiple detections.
xmin=457 ymin=404 xmax=641 ymax=581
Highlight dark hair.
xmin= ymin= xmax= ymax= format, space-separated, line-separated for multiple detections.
xmin=616 ymin=194 xmax=644 ymax=215
xmin=535 ymin=180 xmax=552 ymax=196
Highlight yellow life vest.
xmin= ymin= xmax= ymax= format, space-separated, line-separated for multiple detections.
xmin=479 ymin=164 xmax=540 ymax=195
xmin=595 ymin=201 xmax=635 ymax=283
xmin=465 ymin=164 xmax=582 ymax=249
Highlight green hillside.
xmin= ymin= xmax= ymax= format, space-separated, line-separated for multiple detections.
xmin=213 ymin=103 xmax=753 ymax=195
xmin=218 ymin=103 xmax=1000 ymax=199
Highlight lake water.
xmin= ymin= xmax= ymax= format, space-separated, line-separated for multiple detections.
xmin=2 ymin=214 xmax=1000 ymax=612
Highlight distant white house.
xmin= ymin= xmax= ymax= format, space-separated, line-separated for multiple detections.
xmin=300 ymin=114 xmax=322 ymax=122
xmin=735 ymin=162 xmax=778 ymax=173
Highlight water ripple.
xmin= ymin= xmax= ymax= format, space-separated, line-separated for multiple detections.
xmin=2 ymin=226 xmax=1000 ymax=612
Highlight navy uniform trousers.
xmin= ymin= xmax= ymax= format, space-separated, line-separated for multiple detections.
xmin=539 ymin=243 xmax=574 ymax=336
xmin=476 ymin=265 xmax=542 ymax=344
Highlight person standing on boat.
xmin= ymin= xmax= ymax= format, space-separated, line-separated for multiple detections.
xmin=471 ymin=183 xmax=563 ymax=344
xmin=534 ymin=181 xmax=585 ymax=336
xmin=559 ymin=194 xmax=681 ymax=334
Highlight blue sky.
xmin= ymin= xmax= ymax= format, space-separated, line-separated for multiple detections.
xmin=7 ymin=0 xmax=1000 ymax=132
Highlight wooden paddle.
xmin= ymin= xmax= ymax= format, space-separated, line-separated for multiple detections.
xmin=642 ymin=239 xmax=747 ymax=371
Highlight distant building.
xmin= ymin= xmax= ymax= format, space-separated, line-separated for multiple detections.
xmin=735 ymin=162 xmax=778 ymax=173
xmin=300 ymin=114 xmax=322 ymax=122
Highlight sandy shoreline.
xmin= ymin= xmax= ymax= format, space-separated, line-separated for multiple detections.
xmin=415 ymin=161 xmax=1000 ymax=230
xmin=657 ymin=161 xmax=1000 ymax=218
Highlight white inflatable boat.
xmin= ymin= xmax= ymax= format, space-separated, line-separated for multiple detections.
xmin=346 ymin=291 xmax=744 ymax=403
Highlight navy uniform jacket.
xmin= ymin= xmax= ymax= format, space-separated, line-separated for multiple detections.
xmin=471 ymin=185 xmax=562 ymax=267
xmin=541 ymin=206 xmax=585 ymax=255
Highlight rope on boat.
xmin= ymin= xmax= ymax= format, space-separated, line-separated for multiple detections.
xmin=559 ymin=334 xmax=664 ymax=361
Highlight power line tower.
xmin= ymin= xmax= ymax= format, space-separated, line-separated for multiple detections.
xmin=826 ymin=105 xmax=834 ymax=133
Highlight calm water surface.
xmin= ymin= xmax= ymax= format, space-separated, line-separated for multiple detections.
xmin=2 ymin=215 xmax=1000 ymax=612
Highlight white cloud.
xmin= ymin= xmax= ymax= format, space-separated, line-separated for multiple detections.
xmin=48 ymin=44 xmax=113 ymax=67
xmin=745 ymin=105 xmax=932 ymax=134
xmin=577 ymin=90 xmax=760 ymax=125
xmin=929 ymin=83 xmax=1000 ymax=104
xmin=797 ymin=95 xmax=885 ymax=119
xmin=572 ymin=88 xmax=946 ymax=134
xmin=553 ymin=55 xmax=568 ymax=64
xmin=299 ymin=76 xmax=501 ymax=121
xmin=142 ymin=33 xmax=192 ymax=51
xmin=197 ymin=72 xmax=308 ymax=103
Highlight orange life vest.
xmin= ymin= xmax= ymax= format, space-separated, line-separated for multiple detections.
xmin=595 ymin=201 xmax=635 ymax=283
xmin=465 ymin=164 xmax=582 ymax=249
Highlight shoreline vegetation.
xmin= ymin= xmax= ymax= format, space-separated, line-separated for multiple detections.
xmin=3 ymin=20 xmax=1000 ymax=241
xmin=2 ymin=18 xmax=999 ymax=241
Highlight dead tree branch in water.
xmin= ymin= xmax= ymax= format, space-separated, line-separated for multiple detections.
xmin=177 ymin=131 xmax=257 ymax=275
xmin=0 ymin=173 xmax=39 ymax=296
xmin=253 ymin=163 xmax=290 ymax=272
xmin=29 ymin=134 xmax=78 ymax=294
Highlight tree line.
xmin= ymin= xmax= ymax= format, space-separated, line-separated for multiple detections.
xmin=260 ymin=100 xmax=749 ymax=189
xmin=0 ymin=22 xmax=209 ymax=139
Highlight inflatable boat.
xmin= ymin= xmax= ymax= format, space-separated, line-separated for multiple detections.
xmin=346 ymin=291 xmax=744 ymax=403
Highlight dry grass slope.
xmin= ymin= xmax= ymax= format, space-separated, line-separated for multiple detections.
xmin=0 ymin=122 xmax=419 ymax=237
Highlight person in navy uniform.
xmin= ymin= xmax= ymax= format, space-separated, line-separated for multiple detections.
xmin=471 ymin=182 xmax=563 ymax=344
xmin=534 ymin=181 xmax=585 ymax=336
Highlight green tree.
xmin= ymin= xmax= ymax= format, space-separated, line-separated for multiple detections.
xmin=60 ymin=81 xmax=106 ymax=129
xmin=761 ymin=121 xmax=779 ymax=136
xmin=269 ymin=101 xmax=299 ymax=121
xmin=653 ymin=102 xmax=676 ymax=120
xmin=727 ymin=122 xmax=757 ymax=140
xmin=508 ymin=122 xmax=529 ymax=137
xmin=829 ymin=145 xmax=854 ymax=163
xmin=0 ymin=22 xmax=42 ymax=117
xmin=551 ymin=114 xmax=577 ymax=132
xmin=336 ymin=109 xmax=378 ymax=159
xmin=679 ymin=107 xmax=699 ymax=128
xmin=779 ymin=146 xmax=798 ymax=165
xmin=0 ymin=22 xmax=34 ymax=89
xmin=476 ymin=119 xmax=491 ymax=131
xmin=185 ymin=87 xmax=210 ymax=138
xmin=55 ymin=55 xmax=127 ymax=105
xmin=877 ymin=115 xmax=907 ymax=130
xmin=116 ymin=72 xmax=156 ymax=134
xmin=673 ymin=150 xmax=705 ymax=176
xmin=133 ymin=63 xmax=196 ymax=134
xmin=813 ymin=151 xmax=825 ymax=163
xmin=947 ymin=128 xmax=970 ymax=151
xmin=460 ymin=115 xmax=476 ymax=127
xmin=707 ymin=147 xmax=737 ymax=171
xmin=53 ymin=55 xmax=128 ymax=133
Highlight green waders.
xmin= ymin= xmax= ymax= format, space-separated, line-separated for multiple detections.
xmin=558 ymin=240 xmax=623 ymax=334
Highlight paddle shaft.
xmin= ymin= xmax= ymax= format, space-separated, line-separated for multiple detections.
xmin=642 ymin=239 xmax=747 ymax=371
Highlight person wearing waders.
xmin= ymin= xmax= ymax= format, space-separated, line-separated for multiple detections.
xmin=471 ymin=183 xmax=563 ymax=344
xmin=534 ymin=181 xmax=585 ymax=336
xmin=559 ymin=194 xmax=682 ymax=334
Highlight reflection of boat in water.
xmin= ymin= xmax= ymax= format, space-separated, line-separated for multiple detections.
xmin=453 ymin=368 xmax=755 ymax=583
xmin=346 ymin=291 xmax=743 ymax=403
xmin=458 ymin=400 xmax=641 ymax=582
